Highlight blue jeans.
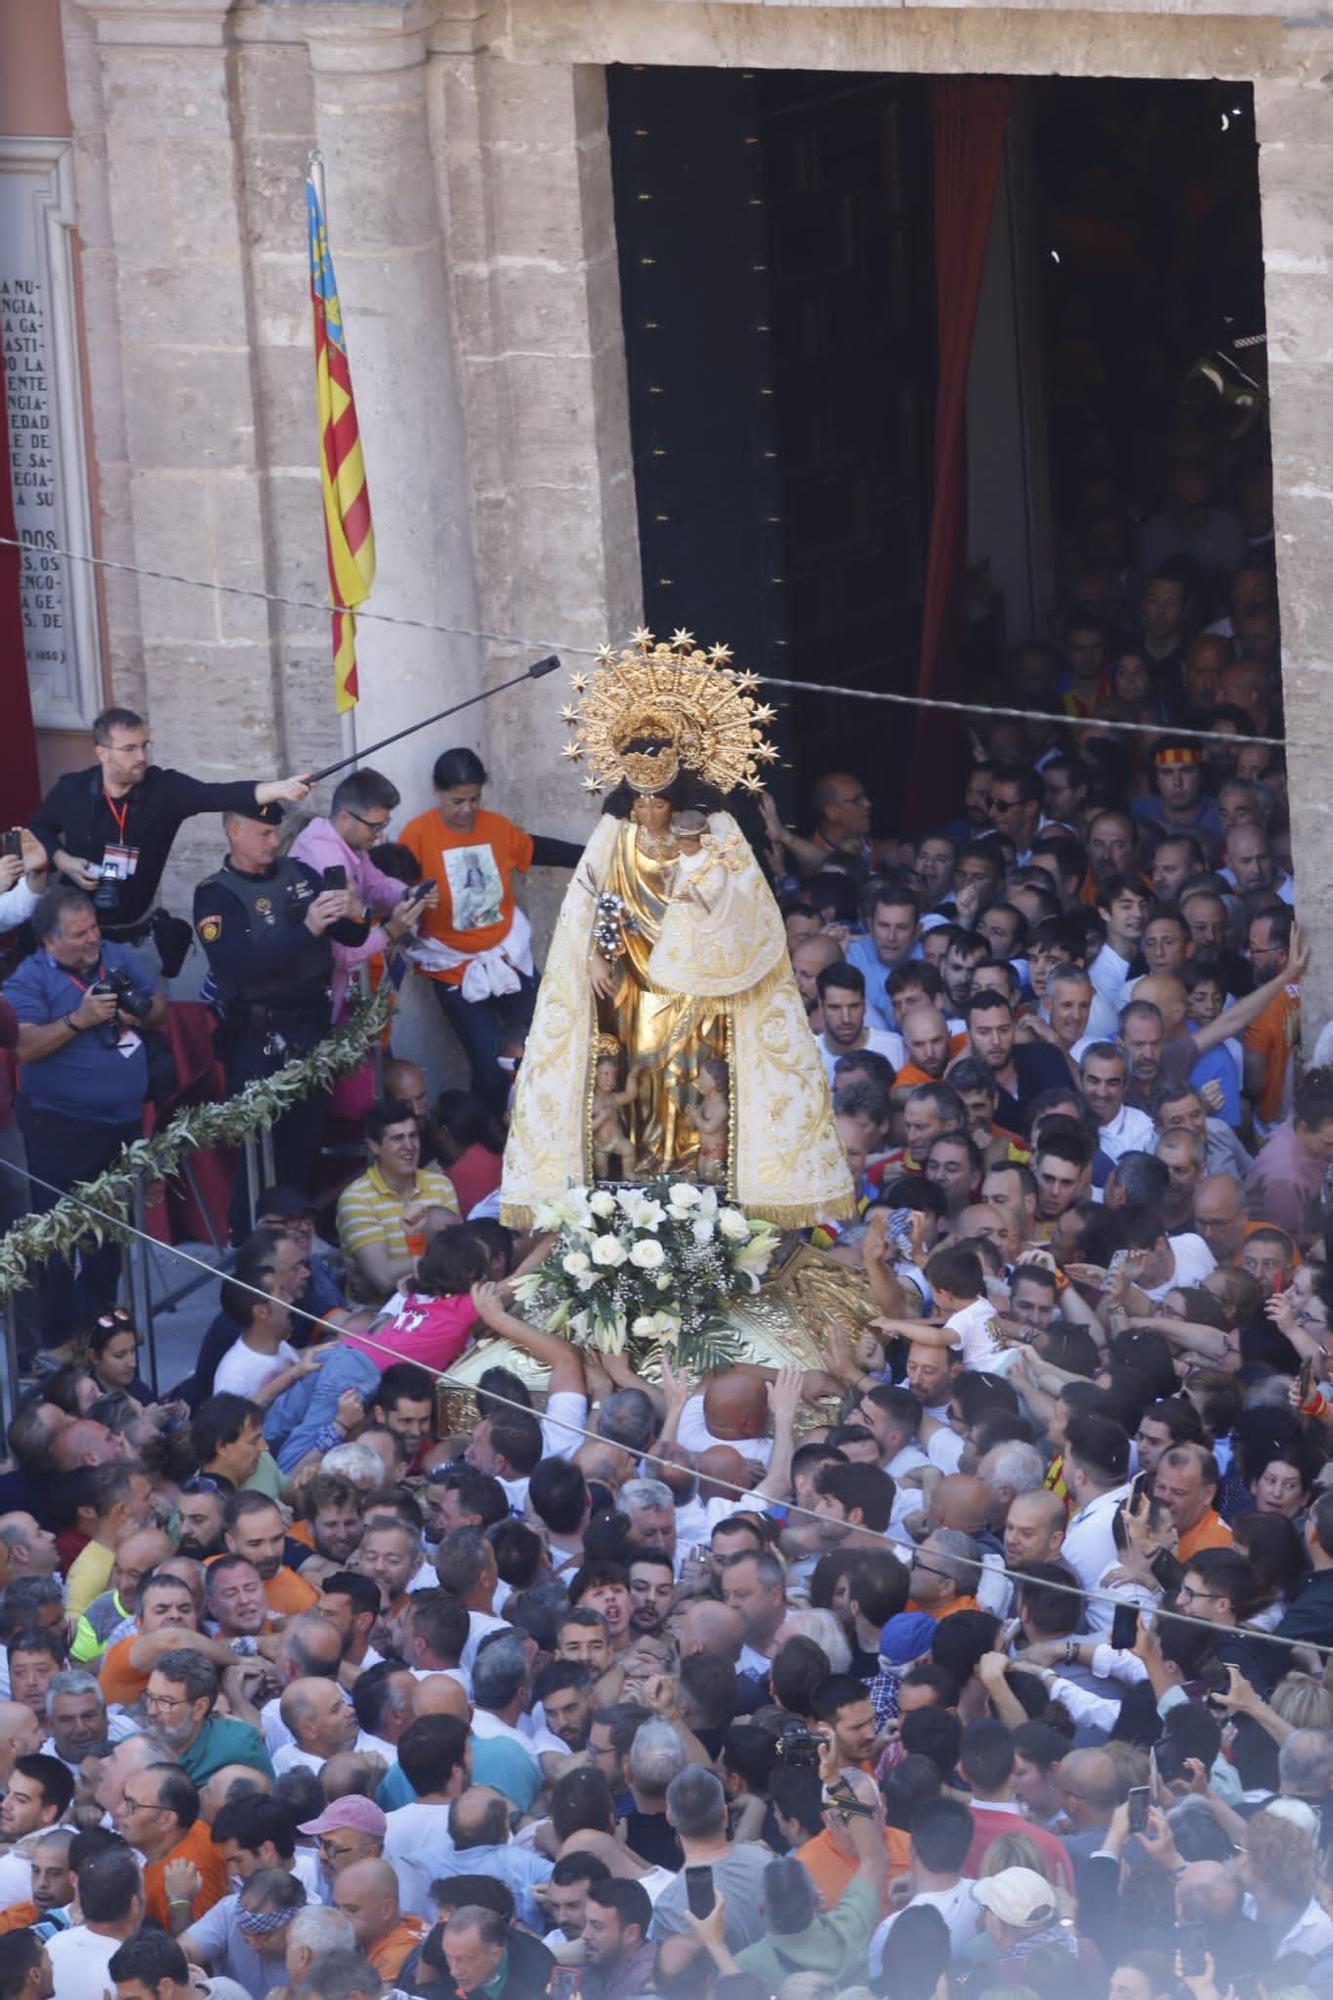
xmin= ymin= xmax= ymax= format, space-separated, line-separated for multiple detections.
xmin=432 ymin=972 xmax=537 ymax=1117
xmin=264 ymin=1344 xmax=381 ymax=1472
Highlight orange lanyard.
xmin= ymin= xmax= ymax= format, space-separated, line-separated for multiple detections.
xmin=104 ymin=792 xmax=130 ymax=842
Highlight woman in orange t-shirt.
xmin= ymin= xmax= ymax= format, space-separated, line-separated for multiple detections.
xmin=398 ymin=748 xmax=582 ymax=1116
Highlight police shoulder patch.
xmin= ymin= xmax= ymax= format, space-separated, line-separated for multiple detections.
xmin=197 ymin=915 xmax=222 ymax=943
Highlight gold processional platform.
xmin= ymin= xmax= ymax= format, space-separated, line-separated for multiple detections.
xmin=438 ymin=1239 xmax=874 ymax=1430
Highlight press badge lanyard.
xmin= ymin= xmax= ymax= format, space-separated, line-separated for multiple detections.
xmin=102 ymin=790 xmax=139 ymax=879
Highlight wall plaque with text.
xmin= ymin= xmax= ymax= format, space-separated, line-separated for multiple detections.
xmin=1 ymin=137 xmax=101 ymax=729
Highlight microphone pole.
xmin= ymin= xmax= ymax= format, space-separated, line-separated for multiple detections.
xmin=306 ymin=655 xmax=563 ymax=785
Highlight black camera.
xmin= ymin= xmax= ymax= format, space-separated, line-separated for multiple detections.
xmin=92 ymin=869 xmax=122 ymax=916
xmin=773 ymin=1724 xmax=823 ymax=1772
xmin=90 ymin=969 xmax=151 ymax=1045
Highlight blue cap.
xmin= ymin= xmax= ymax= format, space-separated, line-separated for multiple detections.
xmin=880 ymin=1611 xmax=936 ymax=1666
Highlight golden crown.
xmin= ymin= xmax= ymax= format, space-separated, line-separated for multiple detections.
xmin=560 ymin=627 xmax=778 ymax=796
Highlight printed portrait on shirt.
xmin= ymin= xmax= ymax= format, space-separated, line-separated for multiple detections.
xmin=444 ymin=844 xmax=503 ymax=931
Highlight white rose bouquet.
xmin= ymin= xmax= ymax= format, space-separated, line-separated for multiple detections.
xmin=511 ymin=1175 xmax=780 ymax=1371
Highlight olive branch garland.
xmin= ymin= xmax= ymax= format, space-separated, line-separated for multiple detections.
xmin=0 ymin=984 xmax=393 ymax=1297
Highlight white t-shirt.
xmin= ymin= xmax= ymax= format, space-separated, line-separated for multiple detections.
xmin=820 ymin=1026 xmax=905 ymax=1084
xmin=1142 ymin=1232 xmax=1217 ymax=1301
xmin=273 ymin=1742 xmax=326 ymax=1777
xmin=944 ymin=1295 xmax=1006 ymax=1371
xmin=214 ymin=1337 xmax=300 ymax=1399
xmin=870 ymin=1880 xmax=979 ymax=1973
xmin=462 ymin=1609 xmax=507 ymax=1673
xmin=678 ymin=1394 xmax=772 ymax=1467
xmin=0 ymin=1851 xmax=31 ymax=1908
xmin=47 ymin=1926 xmax=120 ymax=2000
xmin=384 ymin=1799 xmax=456 ymax=1918
xmin=923 ymin=1413 xmax=965 ymax=1473
xmin=541 ymin=1392 xmax=588 ymax=1460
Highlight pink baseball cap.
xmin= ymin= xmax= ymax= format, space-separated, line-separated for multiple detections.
xmin=297 ymin=1797 xmax=387 ymax=1838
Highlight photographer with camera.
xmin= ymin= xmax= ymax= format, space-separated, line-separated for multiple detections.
xmin=4 ymin=884 xmax=166 ymax=1346
xmin=28 ymin=705 xmax=313 ymax=978
xmin=193 ymin=799 xmax=369 ymax=1239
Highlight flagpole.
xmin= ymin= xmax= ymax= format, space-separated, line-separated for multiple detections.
xmin=309 ymin=146 xmax=360 ymax=775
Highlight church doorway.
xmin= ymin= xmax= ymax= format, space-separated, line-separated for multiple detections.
xmin=608 ymin=66 xmax=1272 ymax=822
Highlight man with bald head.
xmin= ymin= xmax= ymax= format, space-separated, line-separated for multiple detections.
xmin=674 ymin=1598 xmax=744 ymax=1667
xmin=1134 ymin=957 xmax=1302 ymax=1126
xmin=1151 ymin=834 xmax=1207 ymax=907
xmin=0 ymin=1701 xmax=43 ymax=1787
xmin=898 ymin=1005 xmax=951 ymax=1085
xmin=330 ymin=1856 xmax=426 ymax=1981
xmin=0 ymin=1512 xmax=59 ymax=1582
xmin=260 ymin=1611 xmax=345 ymax=1756
xmin=792 ymin=934 xmax=843 ymax=1035
xmin=928 ymin=1475 xmax=997 ymax=1552
xmin=1175 ymin=1859 xmax=1266 ymax=1978
xmin=275 ymin=1678 xmax=359 ymax=1775
xmin=71 ymin=1524 xmax=170 ymax=1664
xmin=1156 ymin=1129 xmax=1205 ymax=1233
xmin=435 ymin=1787 xmax=553 ymax=1928
xmin=411 ymin=1672 xmax=472 ymax=1727
xmin=1056 ymin=1748 xmax=1120 ymax=1838
xmin=1193 ymin=1173 xmax=1249 ymax=1264
xmin=1178 ymin=633 xmax=1229 ymax=721
xmin=93 ymin=1726 xmax=175 ymax=1824
xmin=955 ymin=1200 xmax=1022 ymax=1268
xmin=1224 ymin=821 xmax=1293 ymax=907
xmin=1003 ymin=1491 xmax=1066 ymax=1572
xmin=677 ymin=1366 xmax=773 ymax=1470
xmin=199 ymin=1761 xmax=273 ymax=1824
xmin=50 ymin=1418 xmax=124 ymax=1473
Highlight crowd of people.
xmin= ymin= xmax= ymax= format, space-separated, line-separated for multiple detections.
xmin=0 ymin=494 xmax=1329 ymax=2000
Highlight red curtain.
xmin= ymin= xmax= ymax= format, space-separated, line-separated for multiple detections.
xmin=904 ymin=76 xmax=1011 ymax=829
xmin=0 ymin=360 xmax=42 ymax=821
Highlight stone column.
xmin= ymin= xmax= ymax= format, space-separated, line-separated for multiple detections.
xmin=1254 ymin=63 xmax=1333 ymax=1042
xmin=430 ymin=46 xmax=643 ymax=852
xmin=299 ymin=0 xmax=481 ymax=813
xmin=66 ymin=0 xmax=287 ymax=917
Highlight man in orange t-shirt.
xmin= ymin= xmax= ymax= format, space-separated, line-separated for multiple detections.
xmin=332 ymin=1857 xmax=427 ymax=1979
xmin=1242 ymin=910 xmax=1300 ymax=1129
xmin=115 ymin=1762 xmax=227 ymax=1928
xmin=397 ymin=751 xmax=581 ymax=1113
xmin=224 ymin=1494 xmax=317 ymax=1618
xmin=100 ymin=1569 xmax=234 ymax=1710
xmin=1153 ymin=1443 xmax=1233 ymax=1564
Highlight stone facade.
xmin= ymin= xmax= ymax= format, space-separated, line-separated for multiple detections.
xmin=43 ymin=0 xmax=1333 ymax=1068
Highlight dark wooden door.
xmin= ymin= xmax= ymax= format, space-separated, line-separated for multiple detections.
xmin=608 ymin=65 xmax=935 ymax=821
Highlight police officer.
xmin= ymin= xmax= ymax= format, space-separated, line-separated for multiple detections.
xmin=193 ymin=800 xmax=366 ymax=1238
xmin=30 ymin=705 xmax=313 ymax=976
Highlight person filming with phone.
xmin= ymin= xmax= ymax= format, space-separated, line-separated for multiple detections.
xmin=193 ymin=799 xmax=368 ymax=1237
xmin=289 ymin=767 xmax=435 ymax=1015
xmin=5 ymin=884 xmax=166 ymax=1345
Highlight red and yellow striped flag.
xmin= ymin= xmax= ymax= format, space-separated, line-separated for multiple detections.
xmin=307 ymin=171 xmax=375 ymax=713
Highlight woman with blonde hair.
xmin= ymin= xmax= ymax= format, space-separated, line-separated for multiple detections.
xmin=978 ymin=1830 xmax=1053 ymax=1881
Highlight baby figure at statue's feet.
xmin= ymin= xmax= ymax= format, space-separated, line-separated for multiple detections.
xmin=693 ymin=1055 xmax=730 ymax=1185
xmin=592 ymin=1043 xmax=641 ymax=1181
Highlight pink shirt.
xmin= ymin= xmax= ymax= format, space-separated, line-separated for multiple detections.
xmin=1245 ymin=1119 xmax=1326 ymax=1242
xmin=289 ymin=816 xmax=404 ymax=1013
xmin=346 ymin=1291 xmax=474 ymax=1373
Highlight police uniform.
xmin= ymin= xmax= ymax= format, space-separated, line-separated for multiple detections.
xmin=193 ymin=812 xmax=366 ymax=1236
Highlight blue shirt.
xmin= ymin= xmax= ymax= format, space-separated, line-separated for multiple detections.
xmin=5 ymin=943 xmax=156 ymax=1123
xmin=846 ymin=935 xmax=898 ymax=1031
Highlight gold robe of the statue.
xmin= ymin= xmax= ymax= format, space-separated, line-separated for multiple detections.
xmin=500 ymin=811 xmax=854 ymax=1228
